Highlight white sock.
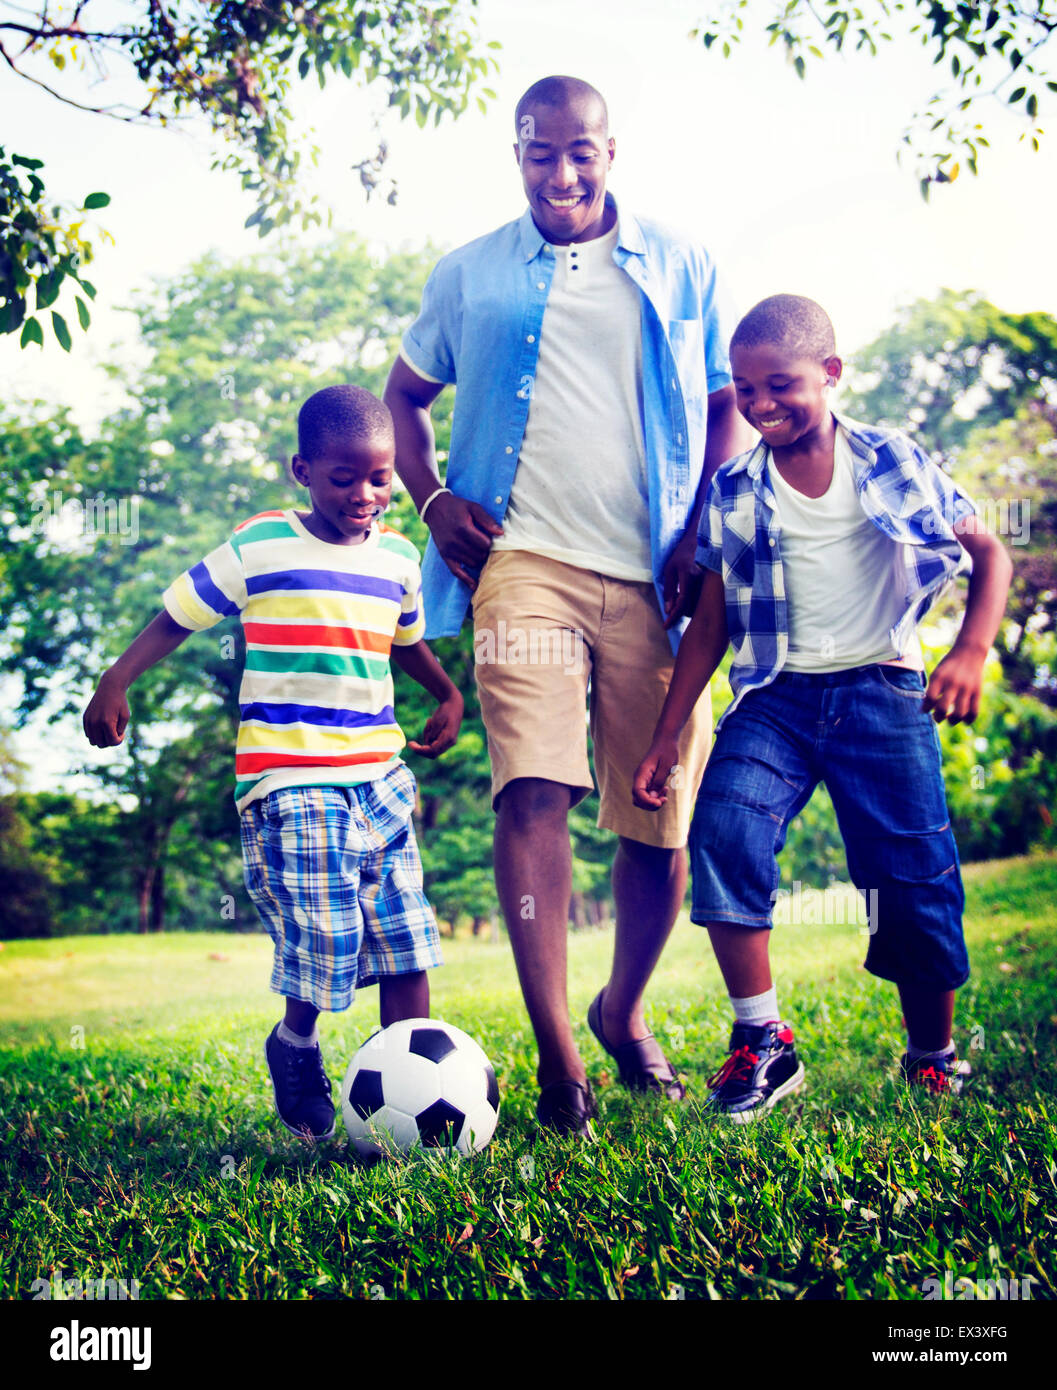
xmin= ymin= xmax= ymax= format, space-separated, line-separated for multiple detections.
xmin=277 ymin=1019 xmax=319 ymax=1048
xmin=906 ymin=1038 xmax=955 ymax=1063
xmin=730 ymin=987 xmax=779 ymax=1027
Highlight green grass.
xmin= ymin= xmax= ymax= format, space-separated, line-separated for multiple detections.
xmin=1 ymin=855 xmax=1055 ymax=1301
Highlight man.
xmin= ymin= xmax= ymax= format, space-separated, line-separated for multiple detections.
xmin=384 ymin=75 xmax=749 ymax=1135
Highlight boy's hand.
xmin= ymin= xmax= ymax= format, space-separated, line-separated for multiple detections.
xmin=406 ymin=692 xmax=464 ymax=758
xmin=83 ymin=672 xmax=131 ymax=747
xmin=632 ymin=737 xmax=681 ymax=810
xmin=922 ymin=644 xmax=987 ymax=725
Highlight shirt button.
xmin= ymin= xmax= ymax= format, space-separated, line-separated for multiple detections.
xmin=505 ymin=446 xmax=513 ymax=454
xmin=671 ymin=379 xmax=678 ymax=391
xmin=494 ymin=495 xmax=502 ymax=505
xmin=676 ymin=433 xmax=683 ymax=445
xmin=769 ymin=538 xmax=776 ymax=547
xmin=526 ymin=334 xmax=535 ymax=343
xmin=537 ymin=282 xmax=545 ymax=290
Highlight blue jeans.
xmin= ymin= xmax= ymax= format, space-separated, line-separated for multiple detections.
xmin=689 ymin=665 xmax=968 ymax=991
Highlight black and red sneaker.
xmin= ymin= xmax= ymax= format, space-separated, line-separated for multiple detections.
xmin=703 ymin=1020 xmax=805 ymax=1124
xmin=900 ymin=1051 xmax=970 ymax=1096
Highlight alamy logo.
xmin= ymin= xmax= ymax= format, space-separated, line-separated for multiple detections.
xmin=474 ymin=619 xmax=584 ymax=675
xmin=49 ymin=1320 xmax=151 ymax=1370
xmin=770 ymin=880 xmax=878 ymax=933
xmin=30 ymin=490 xmax=140 ymax=546
xmin=32 ymin=1273 xmax=140 ymax=1301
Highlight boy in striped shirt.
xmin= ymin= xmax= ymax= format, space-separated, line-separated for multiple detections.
xmin=84 ymin=385 xmax=464 ymax=1140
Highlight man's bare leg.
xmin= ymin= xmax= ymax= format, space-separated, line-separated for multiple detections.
xmin=493 ymin=777 xmax=584 ymax=1087
xmin=599 ymin=838 xmax=688 ymax=1044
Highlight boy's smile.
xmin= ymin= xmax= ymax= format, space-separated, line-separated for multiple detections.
xmin=730 ymin=342 xmax=843 ymax=456
xmin=291 ymin=434 xmax=394 ymax=545
xmin=515 ymin=97 xmax=615 ymax=245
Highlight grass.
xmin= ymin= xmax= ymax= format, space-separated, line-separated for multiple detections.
xmin=1 ymin=854 xmax=1055 ymax=1301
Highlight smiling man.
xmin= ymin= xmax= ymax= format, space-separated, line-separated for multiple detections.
xmin=384 ymin=75 xmax=749 ymax=1134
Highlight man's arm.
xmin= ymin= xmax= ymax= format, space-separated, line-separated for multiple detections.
xmin=662 ymin=384 xmax=752 ymax=628
xmin=390 ymin=638 xmax=464 ymax=758
xmin=83 ymin=611 xmax=193 ymax=747
xmin=921 ymin=515 xmax=1013 ymax=725
xmin=384 ymin=357 xmax=503 ymax=592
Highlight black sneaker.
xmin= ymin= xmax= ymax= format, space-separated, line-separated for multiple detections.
xmin=704 ymin=1020 xmax=805 ymax=1123
xmin=900 ymin=1050 xmax=970 ymax=1096
xmin=264 ymin=1024 xmax=337 ymax=1139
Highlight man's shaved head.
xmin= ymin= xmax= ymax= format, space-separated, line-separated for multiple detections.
xmin=515 ymin=75 xmax=608 ymax=141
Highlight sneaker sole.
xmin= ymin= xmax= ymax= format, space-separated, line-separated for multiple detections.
xmin=263 ymin=1036 xmax=338 ymax=1141
xmin=722 ymin=1062 xmax=807 ymax=1125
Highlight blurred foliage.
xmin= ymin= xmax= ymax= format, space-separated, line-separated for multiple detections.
xmin=691 ymin=1 xmax=1056 ymax=194
xmin=1 ymin=1 xmax=499 ymax=347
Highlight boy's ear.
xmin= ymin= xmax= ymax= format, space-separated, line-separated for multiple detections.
xmin=823 ymin=355 xmax=843 ymax=387
xmin=291 ymin=454 xmax=309 ymax=485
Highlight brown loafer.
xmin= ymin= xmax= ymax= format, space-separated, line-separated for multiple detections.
xmin=536 ymin=1079 xmax=597 ymax=1137
xmin=588 ymin=990 xmax=686 ymax=1100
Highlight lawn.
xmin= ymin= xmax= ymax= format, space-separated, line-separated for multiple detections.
xmin=1 ymin=854 xmax=1055 ymax=1301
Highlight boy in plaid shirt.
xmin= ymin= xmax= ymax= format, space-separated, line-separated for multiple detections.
xmin=633 ymin=295 xmax=1012 ymax=1118
xmin=84 ymin=385 xmax=463 ymax=1140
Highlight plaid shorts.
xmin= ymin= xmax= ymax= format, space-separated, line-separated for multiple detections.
xmin=240 ymin=763 xmax=443 ymax=1011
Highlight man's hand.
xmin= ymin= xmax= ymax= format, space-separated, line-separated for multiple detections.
xmin=83 ymin=671 xmax=131 ymax=747
xmin=661 ymin=532 xmax=703 ymax=629
xmin=631 ymin=736 xmax=681 ymax=810
xmin=406 ymin=691 xmax=464 ymax=758
xmin=427 ymin=492 xmax=504 ymax=591
xmin=922 ymin=643 xmax=987 ymax=725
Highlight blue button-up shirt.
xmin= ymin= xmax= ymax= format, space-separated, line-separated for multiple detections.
xmin=400 ymin=196 xmax=735 ymax=646
xmin=695 ymin=414 xmax=978 ymax=727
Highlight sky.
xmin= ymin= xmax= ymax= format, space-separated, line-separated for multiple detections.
xmin=2 ymin=0 xmax=1056 ymax=788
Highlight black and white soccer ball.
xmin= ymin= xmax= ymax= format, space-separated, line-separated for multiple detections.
xmin=341 ymin=1018 xmax=500 ymax=1158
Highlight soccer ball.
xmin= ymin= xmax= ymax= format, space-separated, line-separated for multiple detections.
xmin=341 ymin=1018 xmax=500 ymax=1158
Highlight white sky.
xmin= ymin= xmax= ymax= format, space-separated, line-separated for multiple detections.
xmin=3 ymin=0 xmax=1056 ymax=788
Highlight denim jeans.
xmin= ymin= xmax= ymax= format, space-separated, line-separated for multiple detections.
xmin=689 ymin=665 xmax=968 ymax=991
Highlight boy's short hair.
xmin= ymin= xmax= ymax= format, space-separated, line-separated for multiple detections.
xmin=297 ymin=385 xmax=394 ymax=460
xmin=731 ymin=295 xmax=836 ymax=362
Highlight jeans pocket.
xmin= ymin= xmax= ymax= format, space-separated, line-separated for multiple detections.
xmin=876 ymin=665 xmax=926 ymax=698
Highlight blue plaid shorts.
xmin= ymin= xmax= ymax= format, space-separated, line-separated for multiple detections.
xmin=240 ymin=763 xmax=443 ymax=1011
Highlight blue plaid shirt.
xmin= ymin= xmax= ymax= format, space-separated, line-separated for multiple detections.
xmin=696 ymin=414 xmax=977 ymax=726
xmin=400 ymin=195 xmax=735 ymax=647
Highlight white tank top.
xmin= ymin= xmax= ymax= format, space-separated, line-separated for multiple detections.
xmin=768 ymin=427 xmax=923 ymax=672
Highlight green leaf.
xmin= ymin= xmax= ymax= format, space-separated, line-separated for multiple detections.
xmin=20 ymin=317 xmax=44 ymax=348
xmin=35 ymin=271 xmax=61 ymax=311
xmin=83 ymin=192 xmax=110 ymax=210
xmin=51 ymin=311 xmax=72 ymax=351
xmin=1009 ymin=87 xmax=1026 ymax=104
xmin=75 ymin=297 xmax=91 ymax=330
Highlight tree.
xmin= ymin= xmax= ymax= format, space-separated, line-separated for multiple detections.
xmin=691 ymin=2 xmax=1056 ymax=194
xmin=1 ymin=2 xmax=499 ymax=348
xmin=843 ymin=288 xmax=1057 ymax=452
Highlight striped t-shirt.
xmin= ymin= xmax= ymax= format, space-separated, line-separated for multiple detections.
xmin=163 ymin=509 xmax=426 ymax=813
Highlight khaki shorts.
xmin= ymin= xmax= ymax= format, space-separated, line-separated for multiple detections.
xmin=471 ymin=549 xmax=712 ymax=849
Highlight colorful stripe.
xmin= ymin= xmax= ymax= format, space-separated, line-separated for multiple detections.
xmin=161 ymin=511 xmax=428 ymax=812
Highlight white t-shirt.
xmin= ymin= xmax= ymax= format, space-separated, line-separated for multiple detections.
xmin=768 ymin=427 xmax=924 ymax=672
xmin=492 ymin=222 xmax=653 ymax=581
